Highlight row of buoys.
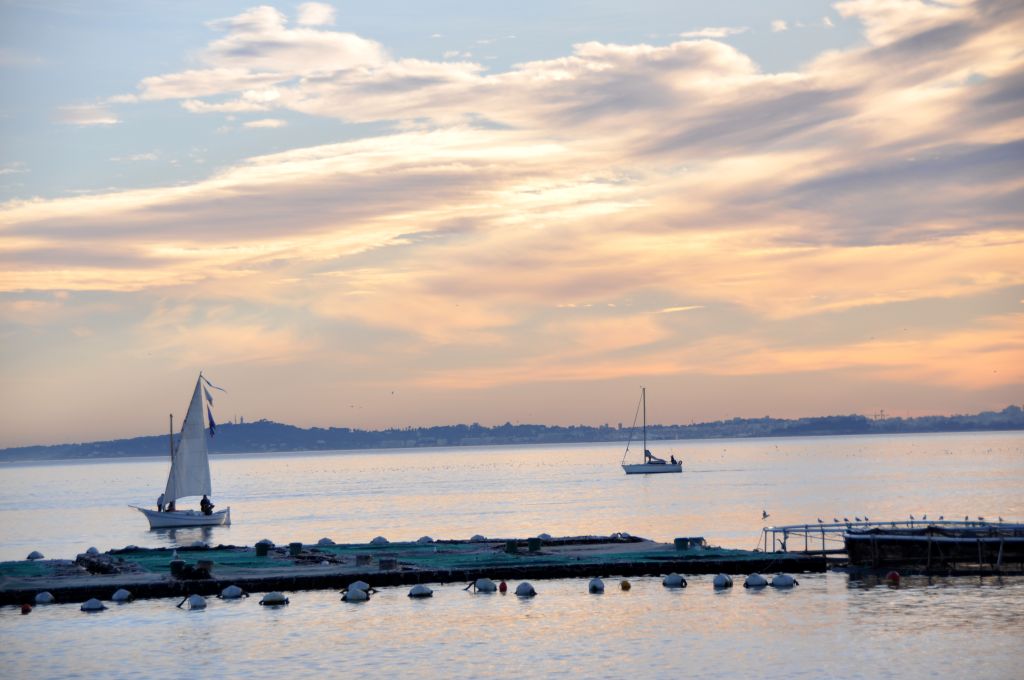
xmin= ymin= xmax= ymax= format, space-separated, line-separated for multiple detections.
xmin=742 ymin=573 xmax=799 ymax=588
xmin=41 ymin=573 xmax=805 ymax=613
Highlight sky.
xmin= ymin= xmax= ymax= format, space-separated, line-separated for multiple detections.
xmin=1 ymin=0 xmax=1022 ymax=447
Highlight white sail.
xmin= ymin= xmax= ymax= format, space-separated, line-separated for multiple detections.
xmin=163 ymin=377 xmax=212 ymax=502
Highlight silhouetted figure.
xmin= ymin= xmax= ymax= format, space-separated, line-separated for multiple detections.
xmin=200 ymin=495 xmax=214 ymax=516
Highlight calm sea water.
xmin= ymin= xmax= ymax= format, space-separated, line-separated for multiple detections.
xmin=2 ymin=432 xmax=1023 ymax=678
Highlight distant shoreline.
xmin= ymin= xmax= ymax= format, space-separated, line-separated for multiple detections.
xmin=2 ymin=405 xmax=1021 ymax=463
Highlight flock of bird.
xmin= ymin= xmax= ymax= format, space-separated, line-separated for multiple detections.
xmin=802 ymin=514 xmax=1004 ymax=525
xmin=761 ymin=509 xmax=1006 ymax=526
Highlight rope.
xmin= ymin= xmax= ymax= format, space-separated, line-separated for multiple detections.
xmin=620 ymin=391 xmax=644 ymax=464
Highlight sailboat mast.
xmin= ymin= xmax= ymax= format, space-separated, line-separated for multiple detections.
xmin=642 ymin=387 xmax=647 ymax=456
xmin=169 ymin=414 xmax=173 ymax=461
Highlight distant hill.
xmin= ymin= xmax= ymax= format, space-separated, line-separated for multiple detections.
xmin=1 ymin=405 xmax=1021 ymax=463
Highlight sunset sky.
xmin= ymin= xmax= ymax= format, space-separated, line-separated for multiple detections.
xmin=1 ymin=0 xmax=1021 ymax=447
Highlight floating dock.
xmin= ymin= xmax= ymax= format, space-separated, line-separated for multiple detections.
xmin=0 ymin=535 xmax=824 ymax=605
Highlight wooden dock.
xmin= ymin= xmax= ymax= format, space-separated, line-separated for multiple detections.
xmin=0 ymin=535 xmax=826 ymax=605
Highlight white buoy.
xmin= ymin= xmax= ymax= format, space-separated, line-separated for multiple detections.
xmin=588 ymin=578 xmax=605 ymax=594
xmin=662 ymin=573 xmax=687 ymax=588
xmin=35 ymin=591 xmax=55 ymax=604
xmin=470 ymin=534 xmax=487 ymax=542
xmin=81 ymin=598 xmax=106 ymax=612
xmin=537 ymin=533 xmax=552 ymax=540
xmin=515 ymin=582 xmax=537 ymax=597
xmin=26 ymin=551 xmax=44 ymax=561
xmin=348 ymin=580 xmax=370 ymax=592
xmin=369 ymin=536 xmax=389 ymax=545
xmin=183 ymin=594 xmax=207 ymax=609
xmin=416 ymin=535 xmax=434 ymax=544
xmin=86 ymin=547 xmax=99 ymax=556
xmin=473 ymin=578 xmax=497 ymax=592
xmin=260 ymin=591 xmax=289 ymax=606
xmin=256 ymin=539 xmax=274 ymax=548
xmin=342 ymin=588 xmax=369 ymax=602
xmin=744 ymin=573 xmax=768 ymax=588
xmin=111 ymin=588 xmax=132 ymax=602
xmin=770 ymin=574 xmax=799 ymax=588
xmin=317 ymin=537 xmax=335 ymax=546
xmin=220 ymin=585 xmax=245 ymax=599
xmin=408 ymin=584 xmax=433 ymax=598
xmin=713 ymin=574 xmax=734 ymax=589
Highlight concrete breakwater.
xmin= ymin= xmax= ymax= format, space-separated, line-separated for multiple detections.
xmin=0 ymin=535 xmax=826 ymax=605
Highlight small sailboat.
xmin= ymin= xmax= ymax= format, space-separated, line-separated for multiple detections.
xmin=133 ymin=374 xmax=231 ymax=528
xmin=621 ymin=387 xmax=682 ymax=475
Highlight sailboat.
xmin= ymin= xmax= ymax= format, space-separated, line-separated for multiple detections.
xmin=621 ymin=387 xmax=682 ymax=474
xmin=132 ymin=374 xmax=231 ymax=528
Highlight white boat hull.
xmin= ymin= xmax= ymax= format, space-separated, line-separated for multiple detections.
xmin=134 ymin=506 xmax=231 ymax=528
xmin=622 ymin=463 xmax=682 ymax=475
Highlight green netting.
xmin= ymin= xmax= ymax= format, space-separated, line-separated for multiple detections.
xmin=0 ymin=560 xmax=59 ymax=578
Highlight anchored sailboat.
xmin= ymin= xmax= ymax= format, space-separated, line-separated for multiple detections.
xmin=133 ymin=374 xmax=231 ymax=528
xmin=621 ymin=387 xmax=682 ymax=475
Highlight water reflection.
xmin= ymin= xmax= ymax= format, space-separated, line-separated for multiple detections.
xmin=149 ymin=526 xmax=216 ymax=548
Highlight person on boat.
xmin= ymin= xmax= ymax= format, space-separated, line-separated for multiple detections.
xmin=157 ymin=493 xmax=165 ymax=512
xmin=200 ymin=495 xmax=214 ymax=516
xmin=670 ymin=455 xmax=677 ymax=465
xmin=167 ymin=501 xmax=176 ymax=512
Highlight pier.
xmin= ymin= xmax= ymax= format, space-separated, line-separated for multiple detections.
xmin=0 ymin=535 xmax=825 ymax=605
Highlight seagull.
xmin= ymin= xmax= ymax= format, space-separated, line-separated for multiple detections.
xmin=939 ymin=516 xmax=944 ymax=520
xmin=833 ymin=518 xmax=839 ymax=523
xmin=922 ymin=515 xmax=927 ymax=521
xmin=964 ymin=515 xmax=969 ymax=521
xmin=909 ymin=514 xmax=915 ymax=521
xmin=999 ymin=517 xmax=1004 ymax=522
xmin=762 ymin=510 xmax=769 ymax=520
xmin=864 ymin=516 xmax=870 ymax=522
xmin=978 ymin=516 xmax=984 ymax=521
xmin=817 ymin=518 xmax=823 ymax=524
xmin=843 ymin=517 xmax=849 ymax=522
xmin=855 ymin=516 xmax=862 ymax=522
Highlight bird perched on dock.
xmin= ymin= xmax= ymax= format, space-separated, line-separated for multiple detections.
xmin=964 ymin=515 xmax=969 ymax=521
xmin=922 ymin=515 xmax=927 ymax=521
xmin=843 ymin=517 xmax=849 ymax=523
xmin=855 ymin=516 xmax=861 ymax=522
xmin=978 ymin=516 xmax=984 ymax=521
xmin=833 ymin=518 xmax=839 ymax=523
xmin=909 ymin=514 xmax=914 ymax=521
xmin=817 ymin=518 xmax=823 ymax=524
xmin=864 ymin=516 xmax=870 ymax=522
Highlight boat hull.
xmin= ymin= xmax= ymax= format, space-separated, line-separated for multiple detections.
xmin=134 ymin=506 xmax=231 ymax=529
xmin=622 ymin=463 xmax=682 ymax=475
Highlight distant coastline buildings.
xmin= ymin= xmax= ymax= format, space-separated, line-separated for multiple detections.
xmin=2 ymin=406 xmax=1021 ymax=462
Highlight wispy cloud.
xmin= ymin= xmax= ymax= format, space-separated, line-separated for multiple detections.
xmin=680 ymin=26 xmax=749 ymax=39
xmin=55 ymin=103 xmax=119 ymax=126
xmin=243 ymin=118 xmax=288 ymax=128
xmin=0 ymin=161 xmax=29 ymax=176
xmin=657 ymin=305 xmax=704 ymax=314
xmin=110 ymin=153 xmax=159 ymax=162
xmin=297 ymin=2 xmax=335 ymax=27
xmin=771 ymin=19 xmax=788 ymax=33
